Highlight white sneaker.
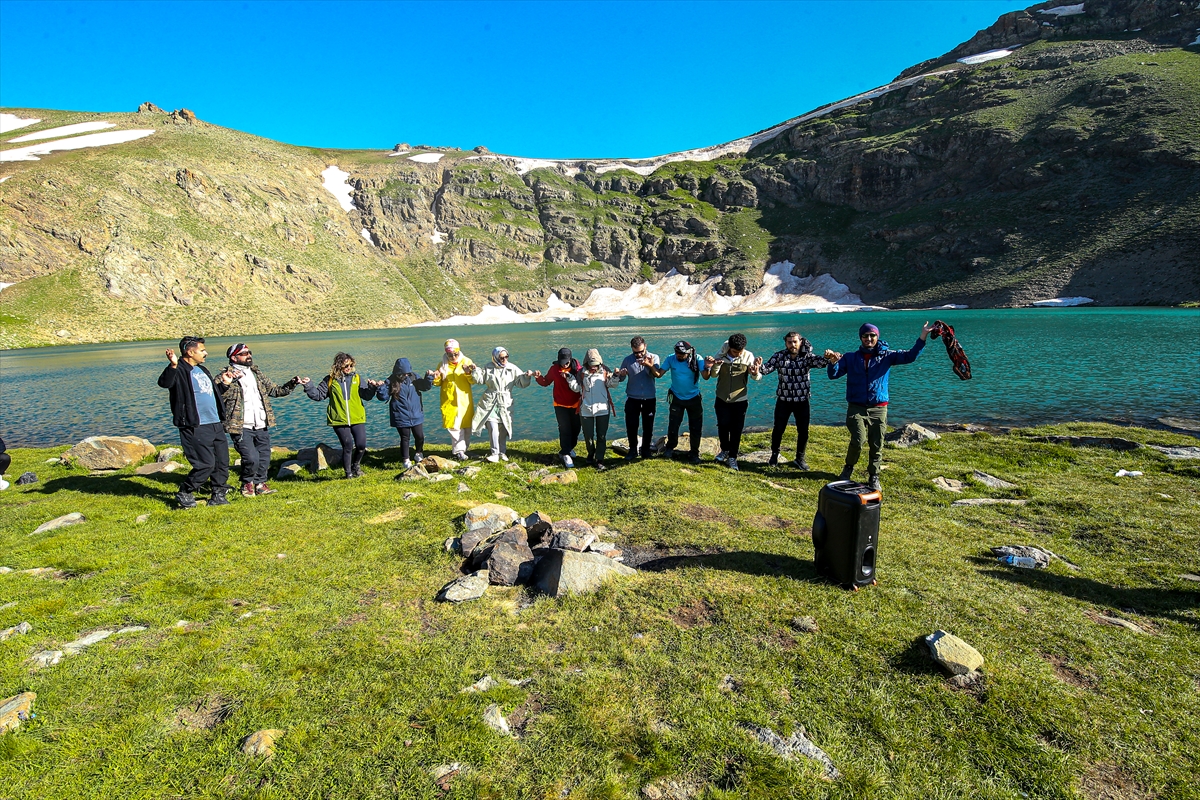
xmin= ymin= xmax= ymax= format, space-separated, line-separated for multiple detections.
xmin=0 ymin=477 xmax=9 ymax=491
xmin=486 ymin=453 xmax=500 ymax=463
xmin=727 ymin=457 xmax=739 ymax=471
xmin=402 ymin=459 xmax=412 ymax=469
xmin=715 ymin=450 xmax=727 ymax=464
xmin=562 ymin=454 xmax=574 ymax=468
xmin=499 ymin=453 xmax=509 ymax=462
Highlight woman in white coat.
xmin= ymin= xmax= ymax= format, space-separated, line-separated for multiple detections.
xmin=470 ymin=347 xmax=534 ymax=462
xmin=564 ymin=348 xmax=621 ymax=471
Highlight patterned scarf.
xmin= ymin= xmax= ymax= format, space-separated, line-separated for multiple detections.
xmin=930 ymin=321 xmax=971 ymax=380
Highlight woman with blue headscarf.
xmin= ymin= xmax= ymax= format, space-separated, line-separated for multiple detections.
xmin=470 ymin=346 xmax=534 ymax=462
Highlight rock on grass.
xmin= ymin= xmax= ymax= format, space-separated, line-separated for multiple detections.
xmin=436 ymin=570 xmax=489 ymax=603
xmin=741 ymin=722 xmax=839 ymax=780
xmin=32 ymin=512 xmax=86 ymax=534
xmin=0 ymin=692 xmax=36 ymax=734
xmin=925 ymin=630 xmax=984 ymax=675
xmin=241 ymin=728 xmax=284 ymax=757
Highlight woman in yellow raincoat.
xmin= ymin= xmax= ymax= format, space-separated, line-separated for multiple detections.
xmin=430 ymin=339 xmax=476 ymax=460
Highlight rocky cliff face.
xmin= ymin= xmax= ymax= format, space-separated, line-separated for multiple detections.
xmin=1 ymin=0 xmax=1197 ymax=347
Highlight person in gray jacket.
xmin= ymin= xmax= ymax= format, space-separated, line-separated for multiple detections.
xmin=565 ymin=349 xmax=621 ymax=471
xmin=614 ymin=336 xmax=660 ymax=460
xmin=221 ymin=342 xmax=304 ymax=497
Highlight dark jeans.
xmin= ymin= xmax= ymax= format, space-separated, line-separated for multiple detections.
xmin=845 ymin=403 xmax=888 ymax=479
xmin=0 ymin=452 xmax=10 ymax=477
xmin=231 ymin=427 xmax=272 ymax=484
xmin=666 ymin=393 xmax=703 ymax=455
xmin=581 ymin=414 xmax=610 ymax=463
xmin=714 ymin=398 xmax=748 ymax=460
xmin=771 ymin=399 xmax=811 ymax=460
xmin=624 ymin=397 xmax=656 ymax=457
xmin=179 ymin=422 xmax=230 ymax=494
xmin=396 ymin=424 xmax=425 ymax=462
xmin=554 ymin=406 xmax=581 ymax=456
xmin=333 ymin=423 xmax=367 ymax=475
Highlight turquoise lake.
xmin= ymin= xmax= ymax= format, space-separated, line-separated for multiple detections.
xmin=1 ymin=308 xmax=1197 ymax=449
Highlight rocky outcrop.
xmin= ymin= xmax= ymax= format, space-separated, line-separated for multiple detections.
xmin=62 ymin=436 xmax=156 ymax=469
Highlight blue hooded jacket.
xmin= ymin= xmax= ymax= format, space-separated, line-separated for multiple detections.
xmin=376 ymin=358 xmax=434 ymax=428
xmin=828 ymin=338 xmax=925 ymax=406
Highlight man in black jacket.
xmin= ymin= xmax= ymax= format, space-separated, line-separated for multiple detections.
xmin=158 ymin=336 xmax=235 ymax=509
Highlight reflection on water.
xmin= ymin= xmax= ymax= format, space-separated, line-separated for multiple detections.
xmin=1 ymin=308 xmax=1196 ymax=448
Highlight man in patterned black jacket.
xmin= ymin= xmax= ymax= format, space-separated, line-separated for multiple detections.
xmin=759 ymin=331 xmax=836 ymax=469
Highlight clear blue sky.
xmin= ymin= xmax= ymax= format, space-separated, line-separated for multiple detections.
xmin=0 ymin=0 xmax=1026 ymax=158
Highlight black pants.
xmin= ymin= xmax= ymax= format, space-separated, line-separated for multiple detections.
xmin=396 ymin=424 xmax=425 ymax=462
xmin=333 ymin=423 xmax=367 ymax=475
xmin=714 ymin=398 xmax=749 ymax=460
xmin=581 ymin=414 xmax=610 ymax=463
xmin=231 ymin=427 xmax=272 ymax=484
xmin=771 ymin=399 xmax=811 ymax=460
xmin=179 ymin=422 xmax=230 ymax=494
xmin=624 ymin=397 xmax=656 ymax=457
xmin=554 ymin=406 xmax=581 ymax=457
xmin=666 ymin=393 xmax=703 ymax=455
xmin=0 ymin=453 xmax=10 ymax=478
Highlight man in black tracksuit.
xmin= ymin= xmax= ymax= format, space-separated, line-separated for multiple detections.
xmin=157 ymin=336 xmax=235 ymax=509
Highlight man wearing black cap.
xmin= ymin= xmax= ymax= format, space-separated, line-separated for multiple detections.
xmin=221 ymin=342 xmax=306 ymax=497
xmin=157 ymin=337 xmax=235 ymax=509
xmin=648 ymin=340 xmax=704 ymax=464
xmin=534 ymin=347 xmax=582 ymax=467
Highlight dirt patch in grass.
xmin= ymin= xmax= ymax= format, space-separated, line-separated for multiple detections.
xmin=1080 ymin=762 xmax=1149 ymax=800
xmin=746 ymin=514 xmax=798 ymax=530
xmin=173 ymin=694 xmax=237 ymax=732
xmin=1044 ymin=653 xmax=1098 ymax=689
xmin=335 ymin=613 xmax=368 ymax=629
xmin=506 ymin=694 xmax=545 ymax=736
xmin=671 ymin=598 xmax=717 ymax=629
xmin=620 ymin=544 xmax=724 ymax=570
xmin=679 ymin=503 xmax=737 ymax=526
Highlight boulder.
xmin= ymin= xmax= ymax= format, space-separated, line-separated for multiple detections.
xmin=458 ymin=465 xmax=482 ymax=478
xmin=534 ymin=550 xmax=636 ymax=598
xmin=549 ymin=519 xmax=596 ymax=552
xmin=540 ymin=470 xmax=578 ymax=486
xmin=135 ymin=461 xmax=181 ymax=475
xmin=315 ymin=443 xmax=343 ymax=471
xmin=0 ymin=692 xmax=36 ymax=735
xmin=276 ymin=460 xmax=306 ymax=479
xmin=738 ymin=450 xmax=774 ymax=465
xmin=932 ymin=476 xmax=966 ymax=492
xmin=925 ymin=630 xmax=984 ymax=676
xmin=32 ymin=512 xmax=86 ymax=534
xmin=524 ymin=511 xmax=553 ymax=539
xmin=886 ymin=423 xmax=940 ymax=448
xmin=137 ymin=101 xmax=164 ymax=113
xmin=467 ymin=525 xmax=527 ymax=565
xmin=241 ymin=729 xmax=284 ymax=758
xmin=421 ymin=455 xmax=457 ymax=473
xmin=15 ymin=472 xmax=38 ymax=485
xmin=463 ymin=504 xmax=520 ymax=551
xmin=1148 ymin=445 xmax=1200 ymax=459
xmin=156 ymin=447 xmax=184 ymax=462
xmin=436 ymin=570 xmax=489 ymax=603
xmin=971 ymin=470 xmax=1017 ymax=489
xmin=63 ymin=436 xmax=156 ymax=469
xmin=486 ymin=541 xmax=536 ymax=586
xmin=398 ymin=464 xmax=429 ymax=481
xmin=654 ymin=434 xmax=720 ymax=456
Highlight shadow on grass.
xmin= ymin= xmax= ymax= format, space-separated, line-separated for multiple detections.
xmin=982 ymin=568 xmax=1200 ymax=631
xmin=889 ymin=636 xmax=946 ymax=678
xmin=36 ymin=473 xmax=182 ymax=503
xmin=634 ymin=549 xmax=824 ymax=584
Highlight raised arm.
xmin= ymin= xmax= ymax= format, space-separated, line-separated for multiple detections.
xmin=262 ymin=373 xmax=300 ymax=397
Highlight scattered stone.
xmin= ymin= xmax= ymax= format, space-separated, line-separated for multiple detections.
xmin=116 ymin=626 xmax=147 ymax=635
xmin=0 ymin=568 xmax=10 ymax=575
xmin=436 ymin=570 xmax=489 ymax=603
xmin=550 ymin=519 xmax=596 ymax=552
xmin=421 ymin=455 xmax=457 ymax=473
xmin=540 ymin=469 xmax=578 ymax=486
xmin=1114 ymin=469 xmax=1143 ymax=477
xmin=762 ymin=479 xmax=796 ymax=492
xmin=925 ymin=630 xmax=984 ymax=676
xmin=717 ymin=674 xmax=740 ymax=693
xmin=486 ymin=541 xmax=536 ymax=586
xmin=952 ymin=498 xmax=1028 ymax=506
xmin=461 ymin=675 xmax=499 ymax=693
xmin=741 ymin=722 xmax=839 ymax=780
xmin=932 ymin=476 xmax=966 ymax=492
xmin=680 ymin=468 xmax=697 ymax=475
xmin=0 ymin=601 xmax=14 ymax=609
xmin=886 ymin=423 xmax=940 ymax=448
xmin=641 ymin=777 xmax=702 ymax=799
xmin=790 ymin=616 xmax=819 ymax=633
xmin=156 ymin=447 xmax=183 ymax=462
xmin=241 ymin=729 xmax=284 ymax=757
xmin=738 ymin=450 xmax=774 ymax=465
xmin=22 ymin=567 xmax=61 ymax=578
xmin=464 ymin=504 xmax=520 ymax=548
xmin=428 ymin=473 xmax=454 ymax=483
xmin=276 ymin=460 xmax=306 ymax=479
xmin=505 ymin=462 xmax=524 ymax=472
xmin=403 ymin=492 xmax=420 ymax=501
xmin=430 ymin=762 xmax=463 ymax=791
xmin=0 ymin=692 xmax=36 ymax=734
xmin=0 ymin=621 xmax=32 ymax=640
xmin=45 ymin=458 xmax=60 ymax=464
xmin=135 ymin=461 xmax=181 ymax=475
xmin=483 ymin=703 xmax=513 ymax=737
xmin=314 ymin=443 xmax=342 ymax=471
xmin=1090 ymin=612 xmax=1149 ymax=634
xmin=972 ymin=470 xmax=1017 ymax=489
xmin=494 ymin=491 xmax=510 ymax=499
xmin=1157 ymin=417 xmax=1200 ymax=432
xmin=444 ymin=537 xmax=460 ymax=553
xmin=1177 ymin=574 xmax=1200 ymax=583
xmin=528 ymin=468 xmax=550 ymax=480
xmin=534 ymin=550 xmax=636 ymax=598
xmin=398 ymin=463 xmax=429 ymax=481
xmin=457 ymin=482 xmax=471 ymax=493
xmin=135 ymin=514 xmax=151 ymax=524
xmin=15 ymin=472 xmax=37 ymax=485
xmin=63 ymin=629 xmax=114 ymax=654
xmin=947 ymin=671 xmax=985 ymax=690
xmin=1032 ymin=435 xmax=1142 ymax=451
xmin=62 ymin=435 xmax=156 ymax=469
xmin=32 ymin=512 xmax=86 ymax=535
xmin=366 ymin=508 xmax=406 ymax=524
xmin=29 ymin=650 xmax=62 ymax=669
xmin=458 ymin=465 xmax=481 ymax=478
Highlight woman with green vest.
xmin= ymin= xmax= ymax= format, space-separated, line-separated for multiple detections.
xmin=304 ymin=352 xmax=383 ymax=478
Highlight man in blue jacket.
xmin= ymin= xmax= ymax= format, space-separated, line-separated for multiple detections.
xmin=827 ymin=321 xmax=933 ymax=491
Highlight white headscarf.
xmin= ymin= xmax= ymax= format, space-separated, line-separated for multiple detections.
xmin=492 ymin=346 xmax=519 ymax=372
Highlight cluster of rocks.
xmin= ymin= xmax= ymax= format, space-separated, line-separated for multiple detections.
xmin=398 ymin=455 xmax=480 ymax=485
xmin=436 ymin=504 xmax=635 ymax=602
xmin=886 ymin=423 xmax=940 ymax=448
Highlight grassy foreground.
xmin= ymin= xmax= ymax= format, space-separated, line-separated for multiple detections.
xmin=1 ymin=422 xmax=1198 ymax=799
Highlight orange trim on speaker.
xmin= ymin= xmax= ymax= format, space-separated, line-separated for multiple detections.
xmin=858 ymin=491 xmax=881 ymax=504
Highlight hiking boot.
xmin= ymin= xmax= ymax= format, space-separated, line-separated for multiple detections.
xmin=241 ymin=482 xmax=257 ymax=498
xmin=727 ymin=457 xmax=739 ymax=472
xmin=208 ymin=487 xmax=231 ymax=506
xmin=175 ymin=491 xmax=197 ymax=510
xmin=867 ymin=476 xmax=882 ymax=492
xmin=625 ymin=451 xmax=637 ymax=461
xmin=413 ymin=452 xmax=424 ymax=463
xmin=352 ymin=464 xmax=365 ymax=478
xmin=793 ymin=456 xmax=811 ymax=470
xmin=839 ymin=466 xmax=854 ymax=481
xmin=255 ymin=483 xmax=277 ymax=496
xmin=767 ymin=452 xmax=779 ymax=467
xmin=662 ymin=448 xmax=676 ymax=461
xmin=714 ymin=450 xmax=728 ymax=464
xmin=688 ymin=453 xmax=701 ymax=465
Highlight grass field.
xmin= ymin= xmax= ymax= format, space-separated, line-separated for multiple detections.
xmin=1 ymin=422 xmax=1197 ymax=798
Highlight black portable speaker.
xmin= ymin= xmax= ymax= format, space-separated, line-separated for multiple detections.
xmin=811 ymin=480 xmax=881 ymax=588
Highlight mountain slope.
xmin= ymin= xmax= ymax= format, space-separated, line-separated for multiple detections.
xmin=2 ymin=0 xmax=1198 ymax=347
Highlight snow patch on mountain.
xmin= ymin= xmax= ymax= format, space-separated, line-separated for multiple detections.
xmin=0 ymin=130 xmax=156 ymax=162
xmin=1039 ymin=4 xmax=1085 ymax=16
xmin=321 ymin=165 xmax=355 ymax=212
xmin=958 ymin=49 xmax=1014 ymax=65
xmin=0 ymin=113 xmax=40 ymax=134
xmin=8 ymin=121 xmax=115 ymax=143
